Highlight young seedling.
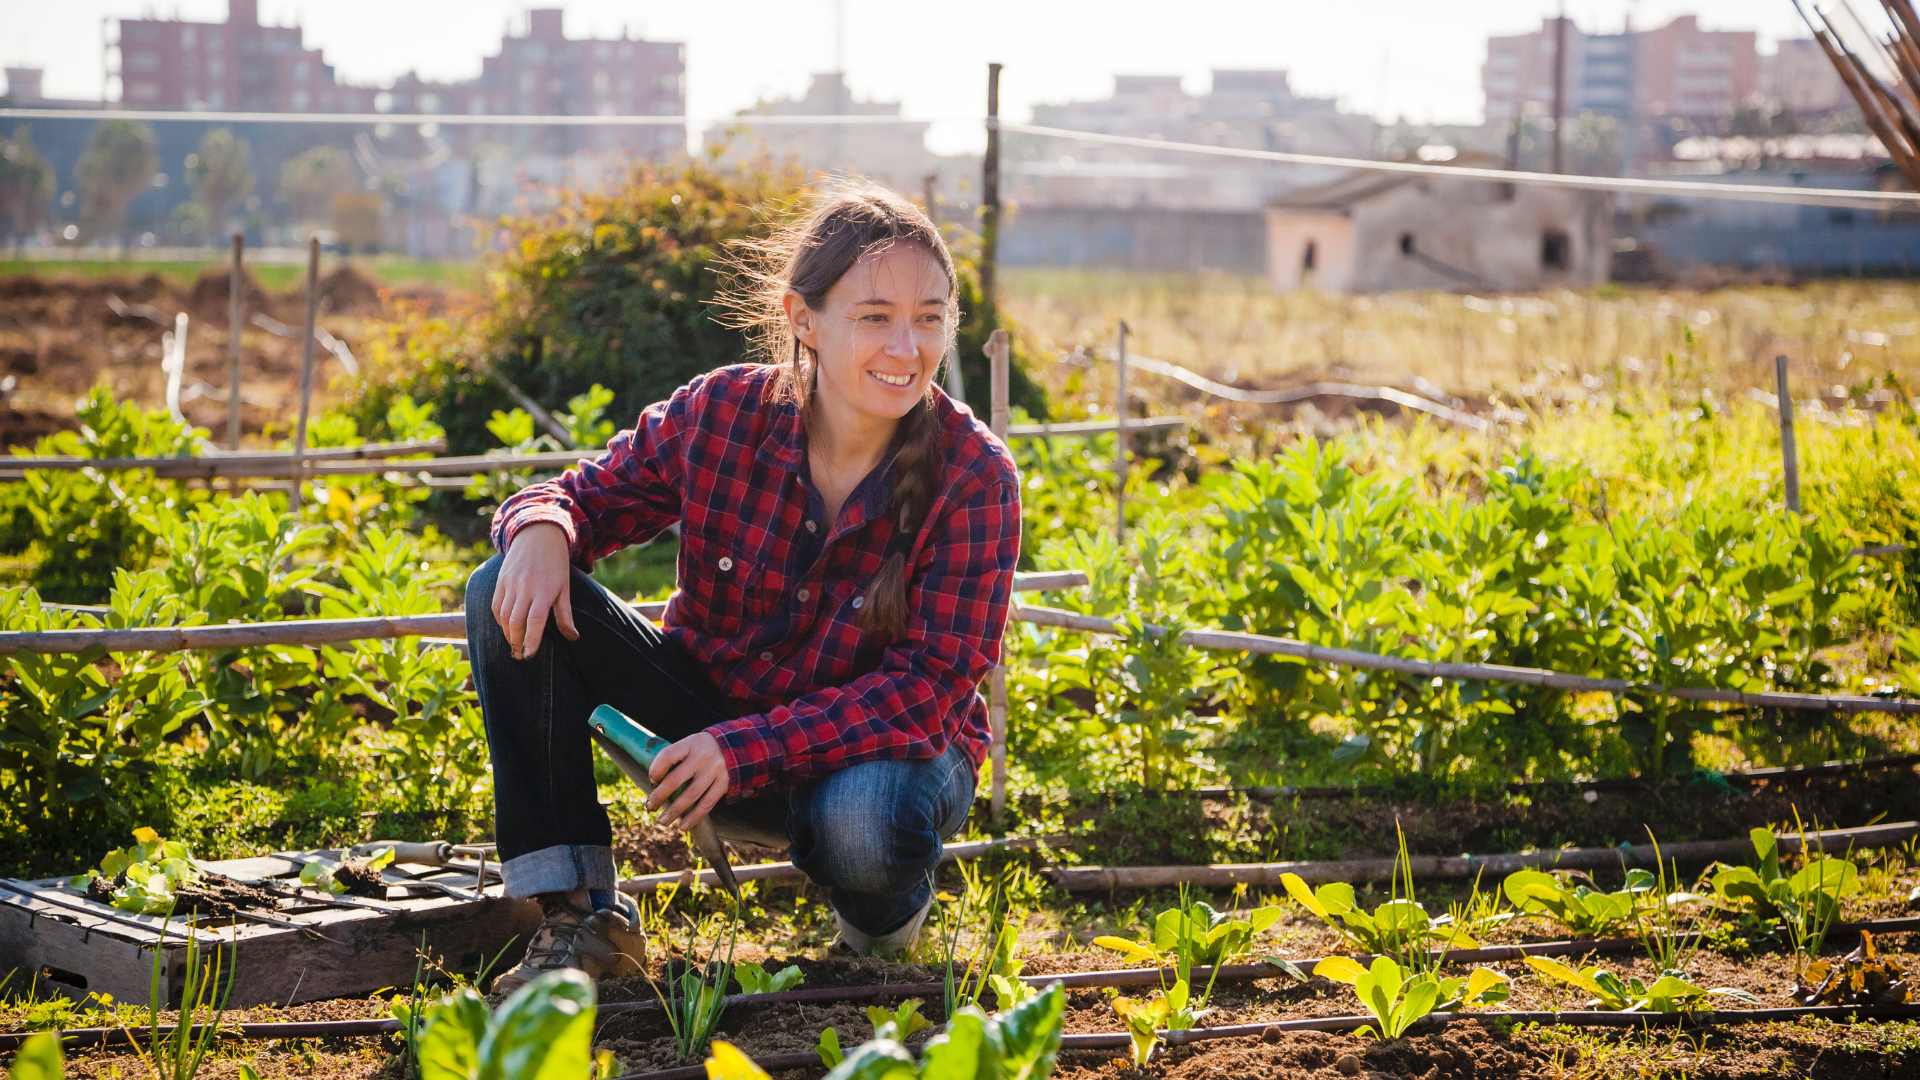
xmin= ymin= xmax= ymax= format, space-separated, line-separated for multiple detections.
xmin=118 ymin=917 xmax=234 ymax=1080
xmin=732 ymin=960 xmax=805 ymax=996
xmin=1637 ymin=830 xmax=1708 ymax=976
xmin=1524 ymin=955 xmax=1757 ymax=1012
xmin=646 ymin=907 xmax=739 ymax=1061
xmin=68 ymin=828 xmax=204 ymax=915
xmin=787 ymin=985 xmax=1070 ymax=1079
xmin=1502 ymin=867 xmax=1655 ymax=938
xmin=1711 ymin=821 xmax=1859 ymax=972
xmin=414 ymin=968 xmax=599 ymax=1079
xmin=1310 ymin=955 xmax=1501 ymax=1040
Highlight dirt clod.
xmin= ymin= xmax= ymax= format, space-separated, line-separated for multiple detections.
xmin=333 ymin=859 xmax=388 ymax=898
xmin=1334 ymin=1051 xmax=1362 ymax=1074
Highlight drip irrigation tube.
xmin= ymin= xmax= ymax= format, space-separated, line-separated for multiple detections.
xmin=12 ymin=915 xmax=1919 ymax=1053
xmin=603 ymin=1004 xmax=1920 ymax=1080
xmin=1174 ymin=753 xmax=1920 ymax=803
xmin=1047 ymin=820 xmax=1920 ymax=891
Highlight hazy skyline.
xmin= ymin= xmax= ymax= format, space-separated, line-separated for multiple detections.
xmin=3 ymin=1 xmax=1875 ymax=153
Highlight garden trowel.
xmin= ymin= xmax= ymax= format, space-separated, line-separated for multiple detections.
xmin=588 ymin=704 xmax=740 ymax=896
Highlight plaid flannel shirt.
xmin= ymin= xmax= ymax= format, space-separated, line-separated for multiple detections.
xmin=490 ymin=363 xmax=1021 ymax=798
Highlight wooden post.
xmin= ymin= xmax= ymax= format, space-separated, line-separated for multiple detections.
xmin=981 ymin=62 xmax=1003 ymax=313
xmin=226 ymin=231 xmax=244 ymax=449
xmin=161 ymin=312 xmax=188 ymax=424
xmin=1114 ymin=321 xmax=1129 ymax=542
xmin=987 ymin=328 xmax=1011 ymax=824
xmin=291 ymin=237 xmax=321 ymax=514
xmin=1551 ymin=2 xmax=1567 ymax=174
xmin=1777 ymin=354 xmax=1800 ymax=514
xmin=922 ymin=171 xmax=938 ymax=222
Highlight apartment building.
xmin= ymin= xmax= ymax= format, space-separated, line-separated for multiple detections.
xmin=1484 ymin=14 xmax=1770 ymax=127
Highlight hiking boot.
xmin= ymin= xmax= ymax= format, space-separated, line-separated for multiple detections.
xmin=832 ymin=893 xmax=933 ymax=958
xmin=490 ymin=893 xmax=647 ymax=997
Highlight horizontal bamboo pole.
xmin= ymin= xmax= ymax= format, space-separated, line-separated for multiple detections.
xmin=1015 ymin=603 xmax=1920 ymax=716
xmin=0 ymin=439 xmax=448 ymax=479
xmin=1007 ymin=416 xmax=1188 ymax=438
xmin=1047 ymin=820 xmax=1920 ymax=892
xmin=616 ymin=834 xmax=1050 ymax=894
xmin=0 ymin=572 xmax=1088 ymax=656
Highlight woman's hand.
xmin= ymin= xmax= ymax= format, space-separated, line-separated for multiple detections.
xmin=649 ymin=732 xmax=729 ymax=832
xmin=491 ymin=522 xmax=580 ymax=660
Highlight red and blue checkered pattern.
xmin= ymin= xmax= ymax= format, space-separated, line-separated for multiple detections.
xmin=491 ymin=364 xmax=1022 ymax=798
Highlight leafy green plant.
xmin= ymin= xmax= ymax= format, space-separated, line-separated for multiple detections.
xmin=67 ymin=828 xmax=200 ymax=915
xmin=299 ymin=846 xmax=395 ymax=896
xmin=7 ymin=1031 xmax=65 ymax=1080
xmin=414 ymin=968 xmax=596 ymax=1079
xmin=1710 ymin=826 xmax=1859 ymax=968
xmin=647 ymin=907 xmax=738 ymax=1061
xmin=1502 ymin=868 xmax=1655 ymax=938
xmin=1091 ymin=894 xmax=1283 ymax=983
xmin=1313 ymin=955 xmax=1507 ymax=1039
xmin=793 ymin=982 xmax=1067 ymax=1080
xmin=732 ymin=960 xmax=804 ymax=996
xmin=1109 ymin=976 xmax=1196 ymax=1067
xmin=937 ymin=862 xmax=1033 ymax=1017
xmin=1638 ymin=831 xmax=1708 ymax=975
xmin=1281 ymin=874 xmax=1474 ymax=962
xmin=1524 ymin=955 xmax=1754 ymax=1013
xmin=122 ymin=918 xmax=234 ymax=1080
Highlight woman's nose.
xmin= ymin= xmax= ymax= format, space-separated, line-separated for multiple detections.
xmin=886 ymin=322 xmax=915 ymax=357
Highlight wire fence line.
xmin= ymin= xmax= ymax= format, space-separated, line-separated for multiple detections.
xmin=1 ymin=107 xmax=1914 ymax=210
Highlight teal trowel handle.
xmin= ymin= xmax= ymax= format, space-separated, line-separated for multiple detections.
xmin=588 ymin=704 xmax=673 ymax=772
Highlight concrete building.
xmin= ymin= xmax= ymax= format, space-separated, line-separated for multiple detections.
xmin=1263 ymin=161 xmax=1613 ymax=294
xmin=1014 ymin=69 xmax=1373 ymax=212
xmin=1759 ymin=38 xmax=1853 ymax=115
xmin=114 ymin=0 xmax=363 ymax=113
xmin=1483 ymin=15 xmax=1762 ymax=128
xmin=704 ymin=73 xmax=931 ymax=192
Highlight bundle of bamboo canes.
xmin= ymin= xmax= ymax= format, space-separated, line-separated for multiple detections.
xmin=1795 ymin=0 xmax=1920 ymax=189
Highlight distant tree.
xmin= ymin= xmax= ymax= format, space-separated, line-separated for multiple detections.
xmin=76 ymin=119 xmax=157 ymax=250
xmin=278 ymin=145 xmax=357 ymax=226
xmin=187 ymin=128 xmax=252 ymax=241
xmin=0 ymin=126 xmax=55 ymax=253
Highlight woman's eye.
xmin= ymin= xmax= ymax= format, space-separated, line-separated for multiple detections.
xmin=861 ymin=314 xmax=888 ymax=323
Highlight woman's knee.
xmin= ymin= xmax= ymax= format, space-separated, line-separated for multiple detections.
xmin=465 ymin=553 xmax=506 ymax=614
xmin=799 ymin=773 xmax=941 ymax=895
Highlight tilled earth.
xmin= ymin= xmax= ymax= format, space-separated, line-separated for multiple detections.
xmin=0 ymin=269 xmax=464 ymax=446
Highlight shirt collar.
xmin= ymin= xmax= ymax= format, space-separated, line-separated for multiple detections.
xmin=760 ymin=396 xmax=923 ymax=527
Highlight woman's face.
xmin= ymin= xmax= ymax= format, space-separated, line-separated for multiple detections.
xmin=789 ymin=242 xmax=951 ymax=433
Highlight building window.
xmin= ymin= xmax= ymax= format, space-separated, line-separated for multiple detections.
xmin=1830 ymin=209 xmax=1856 ymax=227
xmin=1399 ymin=233 xmax=1416 ymax=256
xmin=1541 ymin=230 xmax=1571 ymax=270
xmin=1302 ymin=240 xmax=1317 ymax=272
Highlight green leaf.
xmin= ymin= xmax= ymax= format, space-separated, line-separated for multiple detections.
xmin=417 ymin=988 xmax=489 ymax=1080
xmin=1091 ymin=935 xmax=1160 ymax=965
xmin=477 ymin=968 xmax=596 ymax=1080
xmin=1312 ymin=956 xmax=1368 ymax=985
xmin=1280 ymin=873 xmax=1328 ymax=920
xmin=821 ymin=1039 xmax=916 ymax=1080
xmin=995 ymin=982 xmax=1066 ymax=1077
xmin=816 ymin=1026 xmax=845 ymax=1069
xmin=8 ymin=1032 xmax=64 ymax=1080
xmin=918 ymin=1009 xmax=989 ymax=1080
xmin=1524 ymin=955 xmax=1603 ymax=998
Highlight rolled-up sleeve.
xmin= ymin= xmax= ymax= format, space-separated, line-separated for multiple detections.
xmin=489 ymin=374 xmax=702 ymax=570
xmin=706 ymin=474 xmax=1021 ymax=798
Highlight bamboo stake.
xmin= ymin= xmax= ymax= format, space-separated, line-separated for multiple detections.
xmin=0 ymin=572 xmax=1085 ymax=655
xmin=988 ymin=327 xmax=1011 ymax=824
xmin=1013 ymin=603 xmax=1920 ymax=716
xmin=981 ymin=62 xmax=1002 ymax=311
xmin=0 ymin=439 xmax=449 ymax=478
xmin=1800 ymin=5 xmax=1920 ymax=184
xmin=1047 ymin=821 xmax=1920 ymax=891
xmin=1888 ymin=0 xmax=1920 ymax=47
xmin=1777 ymin=355 xmax=1801 ymax=513
xmin=616 ymin=833 xmax=1045 ymax=894
xmin=1114 ymin=320 xmax=1129 ymax=543
xmin=160 ymin=311 xmax=188 ymax=424
xmin=290 ymin=237 xmax=321 ymax=514
xmin=226 ymin=232 xmax=244 ymax=448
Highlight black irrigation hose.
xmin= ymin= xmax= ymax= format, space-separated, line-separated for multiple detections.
xmin=14 ymin=915 xmax=1920 ymax=1054
xmin=1175 ymin=753 xmax=1920 ymax=803
xmin=602 ymin=1005 xmax=1920 ymax=1080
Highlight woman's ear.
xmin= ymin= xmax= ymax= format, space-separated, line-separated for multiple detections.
xmin=783 ymin=290 xmax=818 ymax=354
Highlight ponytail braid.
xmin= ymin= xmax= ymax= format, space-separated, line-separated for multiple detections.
xmin=857 ymin=397 xmax=943 ymax=640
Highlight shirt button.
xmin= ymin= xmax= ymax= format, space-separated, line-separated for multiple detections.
xmin=851 ymin=596 xmax=865 ymax=609
xmin=759 ymin=651 xmax=773 ymax=662
xmin=805 ymin=520 xmax=818 ymax=533
xmin=717 ymin=556 xmax=733 ymax=572
xmin=796 ymin=588 xmax=810 ymax=602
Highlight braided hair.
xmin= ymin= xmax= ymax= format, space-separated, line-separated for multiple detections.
xmin=717 ymin=181 xmax=957 ymax=640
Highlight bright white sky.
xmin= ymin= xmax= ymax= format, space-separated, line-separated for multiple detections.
xmin=1 ymin=1 xmax=1865 ymax=153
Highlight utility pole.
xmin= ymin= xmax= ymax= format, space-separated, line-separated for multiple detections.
xmin=1551 ymin=1 xmax=1569 ymax=174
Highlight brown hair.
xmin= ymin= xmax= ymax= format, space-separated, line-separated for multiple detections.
xmin=717 ymin=180 xmax=957 ymax=641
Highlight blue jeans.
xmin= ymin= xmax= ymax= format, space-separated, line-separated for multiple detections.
xmin=465 ymin=554 xmax=975 ymax=935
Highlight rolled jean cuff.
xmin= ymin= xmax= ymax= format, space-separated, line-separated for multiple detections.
xmin=500 ymin=843 xmax=617 ymax=899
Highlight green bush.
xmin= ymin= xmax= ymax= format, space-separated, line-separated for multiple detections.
xmin=354 ymin=162 xmax=1047 ymax=453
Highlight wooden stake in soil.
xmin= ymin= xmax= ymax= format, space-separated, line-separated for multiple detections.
xmin=227 ymin=231 xmax=244 ymax=449
xmin=290 ymin=237 xmax=321 ymax=514
xmin=1115 ymin=320 xmax=1129 ymax=543
xmin=988 ymin=328 xmax=1011 ymax=824
xmin=1777 ymin=354 xmax=1801 ymax=514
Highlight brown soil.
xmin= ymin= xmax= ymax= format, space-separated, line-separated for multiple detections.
xmin=331 ymin=860 xmax=389 ymax=899
xmin=0 ymin=269 xmax=472 ymax=447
